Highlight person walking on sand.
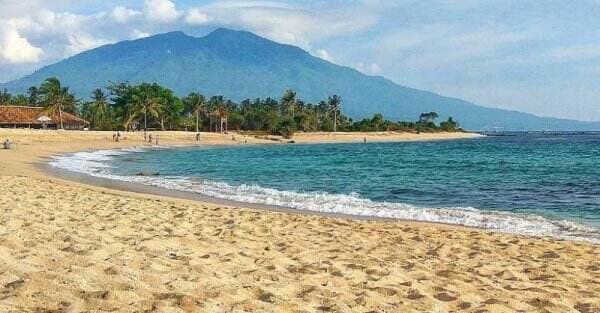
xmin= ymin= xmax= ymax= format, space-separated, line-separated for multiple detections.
xmin=196 ymin=132 xmax=200 ymax=142
xmin=148 ymin=134 xmax=152 ymax=143
xmin=155 ymin=135 xmax=159 ymax=145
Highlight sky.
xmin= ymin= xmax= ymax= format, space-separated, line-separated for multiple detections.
xmin=1 ymin=0 xmax=600 ymax=121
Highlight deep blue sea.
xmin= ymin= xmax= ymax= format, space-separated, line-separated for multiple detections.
xmin=50 ymin=133 xmax=600 ymax=243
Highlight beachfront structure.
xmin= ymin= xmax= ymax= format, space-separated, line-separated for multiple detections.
xmin=0 ymin=106 xmax=89 ymax=130
xmin=208 ymin=108 xmax=228 ymax=133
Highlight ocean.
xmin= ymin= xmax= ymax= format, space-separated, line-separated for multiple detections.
xmin=49 ymin=133 xmax=600 ymax=243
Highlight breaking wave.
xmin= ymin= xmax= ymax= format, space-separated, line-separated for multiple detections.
xmin=48 ymin=147 xmax=600 ymax=244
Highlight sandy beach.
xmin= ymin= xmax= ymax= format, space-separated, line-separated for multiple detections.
xmin=1 ymin=129 xmax=598 ymax=313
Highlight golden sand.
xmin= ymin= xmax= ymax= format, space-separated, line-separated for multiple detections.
xmin=0 ymin=129 xmax=598 ymax=312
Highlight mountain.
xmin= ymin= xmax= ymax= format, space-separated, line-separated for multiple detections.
xmin=2 ymin=28 xmax=599 ymax=131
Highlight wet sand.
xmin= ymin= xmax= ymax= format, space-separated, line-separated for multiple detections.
xmin=1 ymin=129 xmax=599 ymax=312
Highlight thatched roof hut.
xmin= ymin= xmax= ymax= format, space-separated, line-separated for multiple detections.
xmin=0 ymin=106 xmax=88 ymax=129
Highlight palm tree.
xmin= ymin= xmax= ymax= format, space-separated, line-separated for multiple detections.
xmin=281 ymin=89 xmax=297 ymax=118
xmin=27 ymin=86 xmax=40 ymax=106
xmin=209 ymin=96 xmax=226 ymax=132
xmin=185 ymin=92 xmax=205 ymax=132
xmin=89 ymin=89 xmax=109 ymax=129
xmin=328 ymin=95 xmax=342 ymax=132
xmin=126 ymin=84 xmax=162 ymax=130
xmin=39 ymin=77 xmax=76 ymax=129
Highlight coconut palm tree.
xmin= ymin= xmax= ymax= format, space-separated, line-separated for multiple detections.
xmin=88 ymin=88 xmax=109 ymax=129
xmin=27 ymin=86 xmax=40 ymax=106
xmin=208 ymin=96 xmax=226 ymax=132
xmin=184 ymin=92 xmax=205 ymax=132
xmin=39 ymin=77 xmax=76 ymax=129
xmin=281 ymin=89 xmax=297 ymax=118
xmin=328 ymin=95 xmax=342 ymax=132
xmin=126 ymin=84 xmax=162 ymax=130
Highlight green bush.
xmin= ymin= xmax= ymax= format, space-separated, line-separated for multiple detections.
xmin=275 ymin=116 xmax=297 ymax=138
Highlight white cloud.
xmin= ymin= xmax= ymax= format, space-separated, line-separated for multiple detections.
xmin=184 ymin=8 xmax=211 ymax=25
xmin=356 ymin=62 xmax=382 ymax=75
xmin=111 ymin=6 xmax=142 ymax=24
xmin=144 ymin=0 xmax=182 ymax=23
xmin=375 ymin=25 xmax=535 ymax=70
xmin=130 ymin=29 xmax=150 ymax=39
xmin=190 ymin=2 xmax=376 ymax=49
xmin=369 ymin=63 xmax=382 ymax=74
xmin=0 ymin=22 xmax=43 ymax=63
xmin=65 ymin=32 xmax=111 ymax=56
xmin=315 ymin=49 xmax=332 ymax=61
xmin=2 ymin=10 xmax=114 ymax=61
xmin=207 ymin=1 xmax=297 ymax=10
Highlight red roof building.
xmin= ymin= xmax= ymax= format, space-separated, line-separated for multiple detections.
xmin=0 ymin=106 xmax=88 ymax=130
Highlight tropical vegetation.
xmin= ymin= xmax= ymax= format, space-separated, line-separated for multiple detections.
xmin=0 ymin=77 xmax=462 ymax=135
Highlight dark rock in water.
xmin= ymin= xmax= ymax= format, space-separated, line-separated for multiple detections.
xmin=135 ymin=172 xmax=160 ymax=176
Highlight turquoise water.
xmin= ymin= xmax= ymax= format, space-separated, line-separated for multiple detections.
xmin=50 ymin=133 xmax=600 ymax=243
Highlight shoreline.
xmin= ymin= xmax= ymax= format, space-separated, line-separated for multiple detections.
xmin=2 ymin=129 xmax=599 ymax=312
xmin=42 ymin=146 xmax=600 ymax=245
xmin=32 ymin=131 xmax=485 ymax=227
xmin=39 ymin=135 xmax=600 ymax=245
xmin=9 ymin=128 xmax=487 ymax=231
xmin=40 ymin=161 xmax=484 ymax=230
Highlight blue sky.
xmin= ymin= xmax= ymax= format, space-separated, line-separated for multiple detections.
xmin=1 ymin=0 xmax=599 ymax=121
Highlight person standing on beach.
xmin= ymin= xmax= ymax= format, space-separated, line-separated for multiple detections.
xmin=148 ymin=134 xmax=152 ymax=143
xmin=196 ymin=132 xmax=200 ymax=142
xmin=155 ymin=135 xmax=159 ymax=145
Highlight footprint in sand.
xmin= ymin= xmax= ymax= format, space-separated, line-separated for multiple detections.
xmin=528 ymin=298 xmax=554 ymax=311
xmin=541 ymin=251 xmax=561 ymax=259
xmin=251 ymin=287 xmax=276 ymax=303
xmin=406 ymin=289 xmax=425 ymax=300
xmin=574 ymin=302 xmax=598 ymax=313
xmin=434 ymin=292 xmax=457 ymax=302
xmin=296 ymin=285 xmax=317 ymax=299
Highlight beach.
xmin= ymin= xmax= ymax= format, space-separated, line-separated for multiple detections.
xmin=0 ymin=129 xmax=598 ymax=312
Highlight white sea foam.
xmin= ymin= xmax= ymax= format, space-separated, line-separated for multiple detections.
xmin=49 ymin=147 xmax=600 ymax=244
